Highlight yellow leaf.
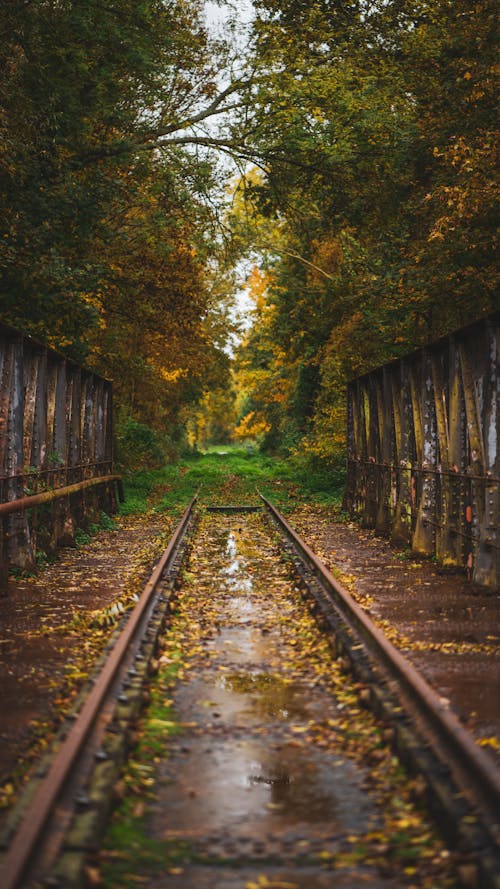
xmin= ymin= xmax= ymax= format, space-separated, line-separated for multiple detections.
xmin=478 ymin=736 xmax=499 ymax=749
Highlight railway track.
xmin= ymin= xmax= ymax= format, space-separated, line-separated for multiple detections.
xmin=0 ymin=497 xmax=197 ymax=889
xmin=262 ymin=497 xmax=500 ymax=887
xmin=1 ymin=496 xmax=499 ymax=888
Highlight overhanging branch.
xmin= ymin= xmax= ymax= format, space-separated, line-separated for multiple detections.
xmin=254 ymin=243 xmax=336 ymax=281
xmin=143 ymin=76 xmax=253 ymax=142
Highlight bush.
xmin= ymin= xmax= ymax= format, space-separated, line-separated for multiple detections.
xmin=114 ymin=419 xmax=165 ymax=471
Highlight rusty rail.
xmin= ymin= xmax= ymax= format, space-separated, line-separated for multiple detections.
xmin=0 ymin=495 xmax=197 ymax=889
xmin=261 ymin=495 xmax=500 ymax=839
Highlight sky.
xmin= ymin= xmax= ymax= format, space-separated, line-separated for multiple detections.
xmin=204 ymin=1 xmax=255 ymax=33
xmin=204 ymin=2 xmax=258 ymax=347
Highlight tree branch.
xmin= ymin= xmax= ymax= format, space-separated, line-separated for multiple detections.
xmin=254 ymin=243 xmax=336 ymax=282
xmin=143 ymin=76 xmax=252 ymax=142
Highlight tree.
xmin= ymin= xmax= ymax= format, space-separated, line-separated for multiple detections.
xmin=2 ymin=1 xmax=497 ymax=467
xmin=0 ymin=0 xmax=237 ymax=447
xmin=230 ymin=0 xmax=498 ymax=460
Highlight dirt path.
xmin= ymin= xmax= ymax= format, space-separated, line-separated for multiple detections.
xmin=97 ymin=511 xmax=457 ymax=889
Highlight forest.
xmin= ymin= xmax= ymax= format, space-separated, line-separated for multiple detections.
xmin=0 ymin=0 xmax=498 ymax=473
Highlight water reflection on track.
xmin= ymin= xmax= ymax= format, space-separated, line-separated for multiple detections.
xmin=142 ymin=511 xmax=453 ymax=889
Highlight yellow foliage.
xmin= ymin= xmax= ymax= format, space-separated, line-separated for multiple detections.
xmin=159 ymin=367 xmax=186 ymax=383
xmin=234 ymin=411 xmax=271 ymax=441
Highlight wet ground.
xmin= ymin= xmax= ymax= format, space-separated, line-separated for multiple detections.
xmin=287 ymin=507 xmax=500 ymax=750
xmin=1 ymin=491 xmax=498 ymax=885
xmin=0 ymin=513 xmax=172 ymax=793
xmin=98 ymin=512 xmax=456 ymax=888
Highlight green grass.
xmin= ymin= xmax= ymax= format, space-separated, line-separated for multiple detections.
xmin=118 ymin=446 xmax=345 ymax=515
xmin=73 ymin=512 xmax=119 ymax=546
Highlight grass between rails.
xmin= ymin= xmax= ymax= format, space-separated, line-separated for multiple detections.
xmin=119 ymin=446 xmax=346 ymax=516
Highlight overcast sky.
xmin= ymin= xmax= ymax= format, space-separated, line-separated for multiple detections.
xmin=204 ymin=1 xmax=255 ymax=35
xmin=203 ymin=2 xmax=257 ymax=344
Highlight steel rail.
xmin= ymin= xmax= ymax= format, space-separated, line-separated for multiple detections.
xmin=261 ymin=495 xmax=500 ymax=831
xmin=0 ymin=495 xmax=197 ymax=889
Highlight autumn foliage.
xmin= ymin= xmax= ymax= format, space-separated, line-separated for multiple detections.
xmin=0 ymin=0 xmax=231 ymax=461
xmin=0 ymin=1 xmax=497 ymax=466
xmin=231 ymin=0 xmax=499 ymax=463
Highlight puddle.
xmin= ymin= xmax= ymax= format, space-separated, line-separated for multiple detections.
xmin=226 ymin=533 xmax=238 ymax=560
xmin=154 ymin=736 xmax=377 ymax=839
xmin=225 ymin=530 xmax=263 ymax=561
xmin=151 ymin=516 xmax=379 ymax=846
xmin=219 ymin=671 xmax=311 ymax=720
xmin=226 ymin=596 xmax=255 ymax=617
xmin=177 ymin=673 xmax=317 ymax=724
xmin=210 ymin=626 xmax=273 ymax=665
xmin=221 ymin=531 xmax=256 ymax=593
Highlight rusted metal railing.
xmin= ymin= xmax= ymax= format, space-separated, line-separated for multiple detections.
xmin=0 ymin=322 xmax=119 ymax=590
xmin=0 ymin=475 xmax=123 ymax=516
xmin=344 ymin=312 xmax=499 ymax=589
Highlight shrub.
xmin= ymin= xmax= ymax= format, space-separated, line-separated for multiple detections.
xmin=114 ymin=419 xmax=165 ymax=471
